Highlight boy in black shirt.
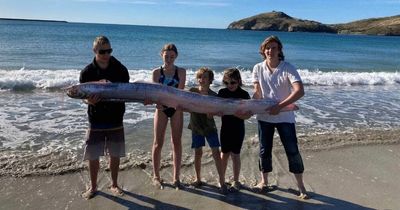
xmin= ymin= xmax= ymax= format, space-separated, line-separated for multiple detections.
xmin=80 ymin=36 xmax=129 ymax=199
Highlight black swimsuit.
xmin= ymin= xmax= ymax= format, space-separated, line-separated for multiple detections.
xmin=158 ymin=66 xmax=180 ymax=118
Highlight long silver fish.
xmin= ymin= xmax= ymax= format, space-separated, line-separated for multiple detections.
xmin=66 ymin=82 xmax=298 ymax=114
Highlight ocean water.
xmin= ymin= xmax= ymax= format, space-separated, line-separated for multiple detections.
xmin=1 ymin=20 xmax=400 ymax=176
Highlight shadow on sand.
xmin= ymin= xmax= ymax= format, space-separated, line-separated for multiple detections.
xmin=174 ymin=183 xmax=374 ymax=210
xmin=96 ymin=182 xmax=374 ymax=210
xmin=97 ymin=191 xmax=190 ymax=210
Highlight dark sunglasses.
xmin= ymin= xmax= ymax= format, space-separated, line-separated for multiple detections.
xmin=223 ymin=81 xmax=238 ymax=85
xmin=98 ymin=48 xmax=113 ymax=55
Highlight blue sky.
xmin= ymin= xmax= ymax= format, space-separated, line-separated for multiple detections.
xmin=1 ymin=0 xmax=399 ymax=28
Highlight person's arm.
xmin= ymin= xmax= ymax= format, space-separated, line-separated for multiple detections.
xmin=177 ymin=68 xmax=186 ymax=90
xmin=269 ymin=81 xmax=304 ymax=115
xmin=144 ymin=69 xmax=160 ymax=106
xmin=152 ymin=68 xmax=159 ymax=83
xmin=253 ymin=82 xmax=262 ymax=99
xmin=122 ymin=66 xmax=130 ymax=83
xmin=79 ymin=67 xmax=101 ymax=105
xmin=174 ymin=68 xmax=186 ymax=111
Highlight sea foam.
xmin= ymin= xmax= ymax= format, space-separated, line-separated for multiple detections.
xmin=1 ymin=69 xmax=399 ymax=91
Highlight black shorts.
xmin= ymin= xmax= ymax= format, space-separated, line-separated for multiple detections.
xmin=220 ymin=126 xmax=245 ymax=154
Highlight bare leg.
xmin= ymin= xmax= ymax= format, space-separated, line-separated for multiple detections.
xmin=231 ymin=153 xmax=241 ymax=183
xmin=294 ymin=173 xmax=309 ymax=199
xmin=109 ymin=156 xmax=123 ymax=196
xmin=170 ymin=110 xmax=183 ymax=183
xmin=254 ymin=171 xmax=268 ymax=191
xmin=89 ymin=159 xmax=99 ymax=191
xmin=194 ymin=148 xmax=202 ymax=182
xmin=109 ymin=156 xmax=120 ymax=188
xmin=261 ymin=172 xmax=268 ymax=186
xmin=211 ymin=148 xmax=224 ymax=186
xmin=152 ymin=109 xmax=167 ymax=182
xmin=82 ymin=159 xmax=99 ymax=199
xmin=220 ymin=152 xmax=230 ymax=184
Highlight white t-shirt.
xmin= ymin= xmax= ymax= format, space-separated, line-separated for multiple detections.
xmin=252 ymin=60 xmax=302 ymax=123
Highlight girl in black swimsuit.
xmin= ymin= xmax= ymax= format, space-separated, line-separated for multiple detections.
xmin=151 ymin=43 xmax=186 ymax=189
xmin=158 ymin=66 xmax=180 ymax=117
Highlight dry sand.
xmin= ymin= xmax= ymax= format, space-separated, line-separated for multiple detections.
xmin=1 ymin=142 xmax=399 ymax=210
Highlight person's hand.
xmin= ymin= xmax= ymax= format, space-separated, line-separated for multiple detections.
xmin=86 ymin=94 xmax=101 ymax=105
xmin=267 ymin=104 xmax=282 ymax=115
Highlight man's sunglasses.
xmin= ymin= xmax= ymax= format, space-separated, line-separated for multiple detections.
xmin=98 ymin=48 xmax=113 ymax=55
xmin=223 ymin=81 xmax=238 ymax=85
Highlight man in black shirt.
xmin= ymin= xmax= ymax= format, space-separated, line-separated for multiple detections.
xmin=80 ymin=36 xmax=129 ymax=199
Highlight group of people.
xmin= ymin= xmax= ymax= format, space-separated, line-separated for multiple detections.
xmin=80 ymin=35 xmax=308 ymax=200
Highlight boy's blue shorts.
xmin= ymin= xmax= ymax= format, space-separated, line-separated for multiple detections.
xmin=191 ymin=132 xmax=220 ymax=149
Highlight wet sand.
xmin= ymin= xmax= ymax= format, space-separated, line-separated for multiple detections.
xmin=1 ymin=142 xmax=399 ymax=210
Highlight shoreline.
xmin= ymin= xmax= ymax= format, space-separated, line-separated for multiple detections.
xmin=1 ymin=143 xmax=399 ymax=209
xmin=1 ymin=128 xmax=400 ymax=177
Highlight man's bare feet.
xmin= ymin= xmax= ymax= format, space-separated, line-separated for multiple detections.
xmin=298 ymin=187 xmax=309 ymax=199
xmin=298 ymin=192 xmax=310 ymax=200
xmin=297 ymin=184 xmax=309 ymax=199
xmin=288 ymin=187 xmax=310 ymax=199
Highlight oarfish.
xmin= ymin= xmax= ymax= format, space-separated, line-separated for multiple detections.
xmin=66 ymin=82 xmax=298 ymax=115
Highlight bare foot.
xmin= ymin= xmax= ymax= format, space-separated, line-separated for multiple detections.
xmin=219 ymin=183 xmax=228 ymax=195
xmin=191 ymin=180 xmax=203 ymax=188
xmin=173 ymin=180 xmax=183 ymax=190
xmin=298 ymin=186 xmax=309 ymax=199
xmin=109 ymin=186 xmax=124 ymax=197
xmin=153 ymin=177 xmax=164 ymax=190
xmin=298 ymin=187 xmax=310 ymax=200
xmin=253 ymin=182 xmax=276 ymax=193
xmin=288 ymin=188 xmax=310 ymax=200
xmin=298 ymin=192 xmax=310 ymax=200
xmin=229 ymin=181 xmax=241 ymax=192
xmin=82 ymin=188 xmax=97 ymax=200
xmin=252 ymin=182 xmax=267 ymax=193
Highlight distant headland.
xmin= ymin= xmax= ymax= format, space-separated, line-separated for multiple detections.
xmin=227 ymin=11 xmax=400 ymax=36
xmin=0 ymin=18 xmax=68 ymax=23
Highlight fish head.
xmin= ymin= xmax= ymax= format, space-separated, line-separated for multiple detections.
xmin=65 ymin=85 xmax=87 ymax=99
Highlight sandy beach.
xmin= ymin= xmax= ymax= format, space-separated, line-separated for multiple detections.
xmin=1 ymin=16 xmax=400 ymax=210
xmin=1 ymin=139 xmax=399 ymax=210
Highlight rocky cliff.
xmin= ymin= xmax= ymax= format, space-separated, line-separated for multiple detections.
xmin=333 ymin=15 xmax=400 ymax=36
xmin=227 ymin=11 xmax=400 ymax=36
